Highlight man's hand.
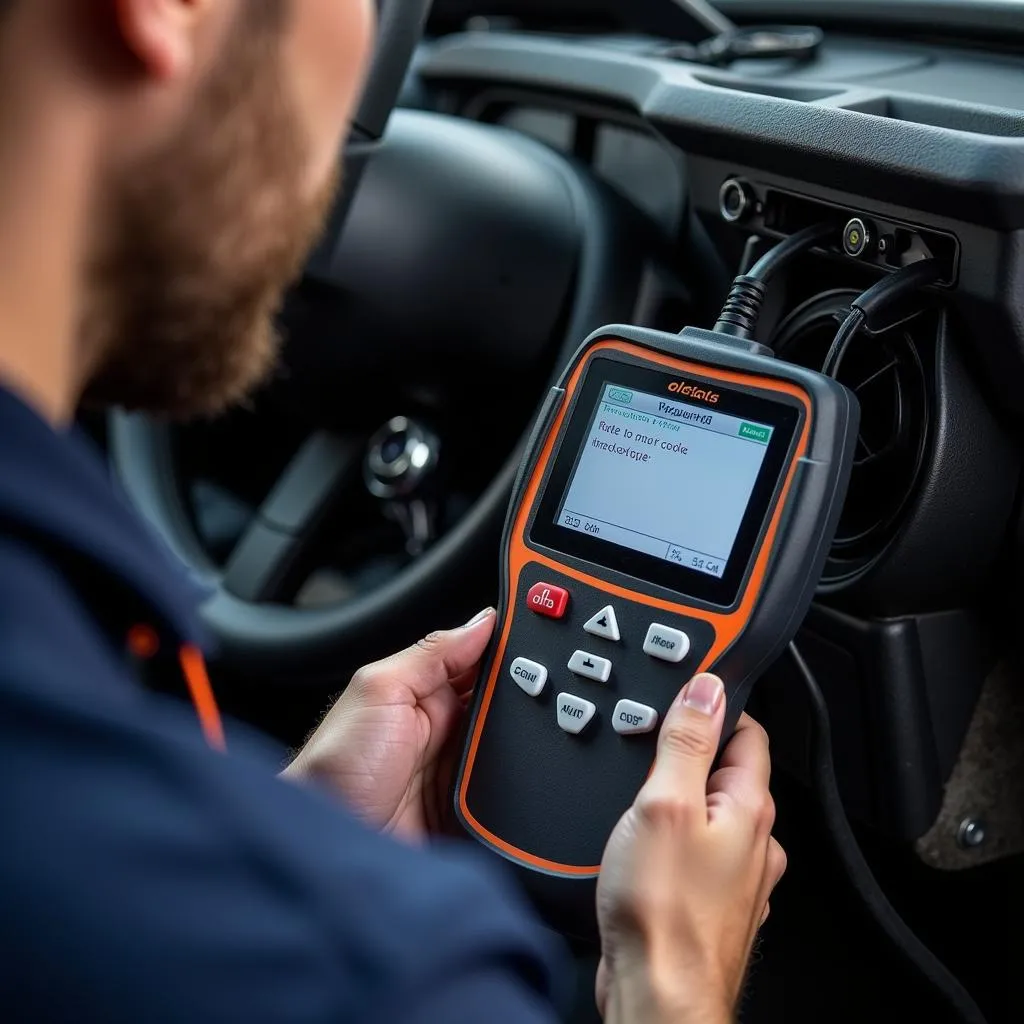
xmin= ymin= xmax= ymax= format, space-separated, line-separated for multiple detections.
xmin=284 ymin=608 xmax=496 ymax=842
xmin=596 ymin=674 xmax=786 ymax=1024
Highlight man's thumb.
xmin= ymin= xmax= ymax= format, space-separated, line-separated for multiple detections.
xmin=406 ymin=607 xmax=496 ymax=681
xmin=645 ymin=674 xmax=726 ymax=802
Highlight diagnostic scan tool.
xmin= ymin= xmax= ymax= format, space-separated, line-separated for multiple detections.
xmin=455 ymin=324 xmax=859 ymax=878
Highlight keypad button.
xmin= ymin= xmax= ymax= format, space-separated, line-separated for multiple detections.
xmin=612 ymin=699 xmax=659 ymax=736
xmin=567 ymin=649 xmax=612 ymax=684
xmin=583 ymin=605 xmax=620 ymax=642
xmin=525 ymin=582 xmax=570 ymax=619
xmin=509 ymin=657 xmax=547 ymax=697
xmin=643 ymin=623 xmax=691 ymax=663
xmin=556 ymin=692 xmax=597 ymax=735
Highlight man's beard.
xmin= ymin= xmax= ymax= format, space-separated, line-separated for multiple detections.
xmin=83 ymin=7 xmax=337 ymax=419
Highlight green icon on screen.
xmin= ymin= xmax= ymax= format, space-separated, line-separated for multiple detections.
xmin=608 ymin=388 xmax=633 ymax=404
xmin=739 ymin=422 xmax=772 ymax=444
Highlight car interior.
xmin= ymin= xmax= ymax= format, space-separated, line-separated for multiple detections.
xmin=102 ymin=1 xmax=1023 ymax=1020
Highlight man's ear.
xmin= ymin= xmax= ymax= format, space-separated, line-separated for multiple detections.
xmin=111 ymin=0 xmax=211 ymax=80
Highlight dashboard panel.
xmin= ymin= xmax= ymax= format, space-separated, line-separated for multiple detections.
xmin=421 ymin=28 xmax=1024 ymax=412
xmin=417 ymin=22 xmax=1024 ymax=844
xmin=423 ymin=31 xmax=1024 ymax=221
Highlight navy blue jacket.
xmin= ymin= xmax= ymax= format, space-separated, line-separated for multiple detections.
xmin=0 ymin=385 xmax=566 ymax=1023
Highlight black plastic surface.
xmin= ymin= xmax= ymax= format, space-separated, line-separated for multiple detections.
xmin=601 ymin=0 xmax=733 ymax=42
xmin=354 ymin=0 xmax=433 ymax=139
xmin=742 ymin=183 xmax=960 ymax=285
xmin=721 ymin=1 xmax=1024 ymax=42
xmin=221 ymin=434 xmax=361 ymax=603
xmin=753 ymin=604 xmax=994 ymax=840
xmin=455 ymin=322 xmax=859 ymax=877
xmin=291 ymin=111 xmax=581 ymax=386
xmin=421 ymin=31 xmax=1024 ymax=226
xmin=305 ymin=0 xmax=430 ymax=276
xmin=424 ymin=30 xmax=1024 ymax=412
xmin=835 ymin=312 xmax=1019 ymax=614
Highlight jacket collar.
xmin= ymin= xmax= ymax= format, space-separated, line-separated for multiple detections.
xmin=0 ymin=384 xmax=207 ymax=646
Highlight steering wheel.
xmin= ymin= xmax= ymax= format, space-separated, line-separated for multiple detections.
xmin=110 ymin=2 xmax=669 ymax=688
xmin=304 ymin=0 xmax=433 ymax=283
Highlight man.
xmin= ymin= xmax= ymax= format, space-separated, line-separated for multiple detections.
xmin=0 ymin=2 xmax=785 ymax=1022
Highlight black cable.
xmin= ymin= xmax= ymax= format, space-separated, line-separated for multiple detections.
xmin=714 ymin=223 xmax=835 ymax=341
xmin=824 ymin=258 xmax=944 ymax=377
xmin=822 ymin=307 xmax=866 ymax=378
xmin=747 ymin=223 xmax=836 ymax=283
xmin=787 ymin=642 xmax=989 ymax=1024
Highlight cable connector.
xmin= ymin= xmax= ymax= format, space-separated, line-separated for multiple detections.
xmin=714 ymin=276 xmax=767 ymax=339
xmin=849 ymin=257 xmax=944 ymax=333
xmin=825 ymin=258 xmax=943 ymax=376
xmin=713 ymin=223 xmax=836 ymax=340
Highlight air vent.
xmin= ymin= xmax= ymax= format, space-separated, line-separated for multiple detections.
xmin=772 ymin=289 xmax=931 ymax=589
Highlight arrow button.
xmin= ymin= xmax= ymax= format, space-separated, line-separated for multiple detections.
xmin=568 ymin=649 xmax=612 ymax=684
xmin=583 ymin=605 xmax=620 ymax=642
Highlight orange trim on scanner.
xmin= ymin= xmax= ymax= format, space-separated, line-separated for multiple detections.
xmin=458 ymin=338 xmax=813 ymax=875
xmin=179 ymin=645 xmax=226 ymax=752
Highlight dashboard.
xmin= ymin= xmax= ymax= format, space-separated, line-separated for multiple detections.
xmin=422 ymin=27 xmax=1024 ymax=399
xmin=411 ymin=15 xmax=1024 ymax=845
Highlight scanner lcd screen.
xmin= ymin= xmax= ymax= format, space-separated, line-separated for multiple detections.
xmin=530 ymin=357 xmax=802 ymax=607
xmin=557 ymin=385 xmax=774 ymax=580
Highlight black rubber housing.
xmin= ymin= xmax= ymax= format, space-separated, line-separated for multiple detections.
xmin=453 ymin=323 xmax=859 ymax=920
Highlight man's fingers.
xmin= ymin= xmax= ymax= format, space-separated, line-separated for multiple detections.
xmin=755 ymin=838 xmax=787 ymax=931
xmin=757 ymin=839 xmax=786 ymax=929
xmin=637 ymin=674 xmax=725 ymax=815
xmin=706 ymin=714 xmax=772 ymax=804
xmin=595 ymin=957 xmax=609 ymax=1017
xmin=766 ymin=836 xmax=787 ymax=890
xmin=351 ymin=608 xmax=496 ymax=699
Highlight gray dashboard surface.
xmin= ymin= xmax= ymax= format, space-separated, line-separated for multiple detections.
xmin=714 ymin=38 xmax=1024 ymax=110
xmin=595 ymin=33 xmax=1024 ymax=107
xmin=721 ymin=0 xmax=1024 ymax=38
xmin=421 ymin=31 xmax=1024 ymax=225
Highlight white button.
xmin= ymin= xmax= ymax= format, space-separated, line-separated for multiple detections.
xmin=643 ymin=623 xmax=690 ymax=663
xmin=612 ymin=699 xmax=659 ymax=735
xmin=567 ymin=649 xmax=612 ymax=683
xmin=583 ymin=605 xmax=620 ymax=642
xmin=509 ymin=657 xmax=547 ymax=697
xmin=556 ymin=693 xmax=597 ymax=734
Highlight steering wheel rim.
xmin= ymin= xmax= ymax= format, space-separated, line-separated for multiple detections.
xmin=108 ymin=411 xmax=521 ymax=683
xmin=306 ymin=0 xmax=433 ymax=281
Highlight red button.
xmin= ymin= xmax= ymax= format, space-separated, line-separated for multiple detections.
xmin=526 ymin=582 xmax=570 ymax=619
